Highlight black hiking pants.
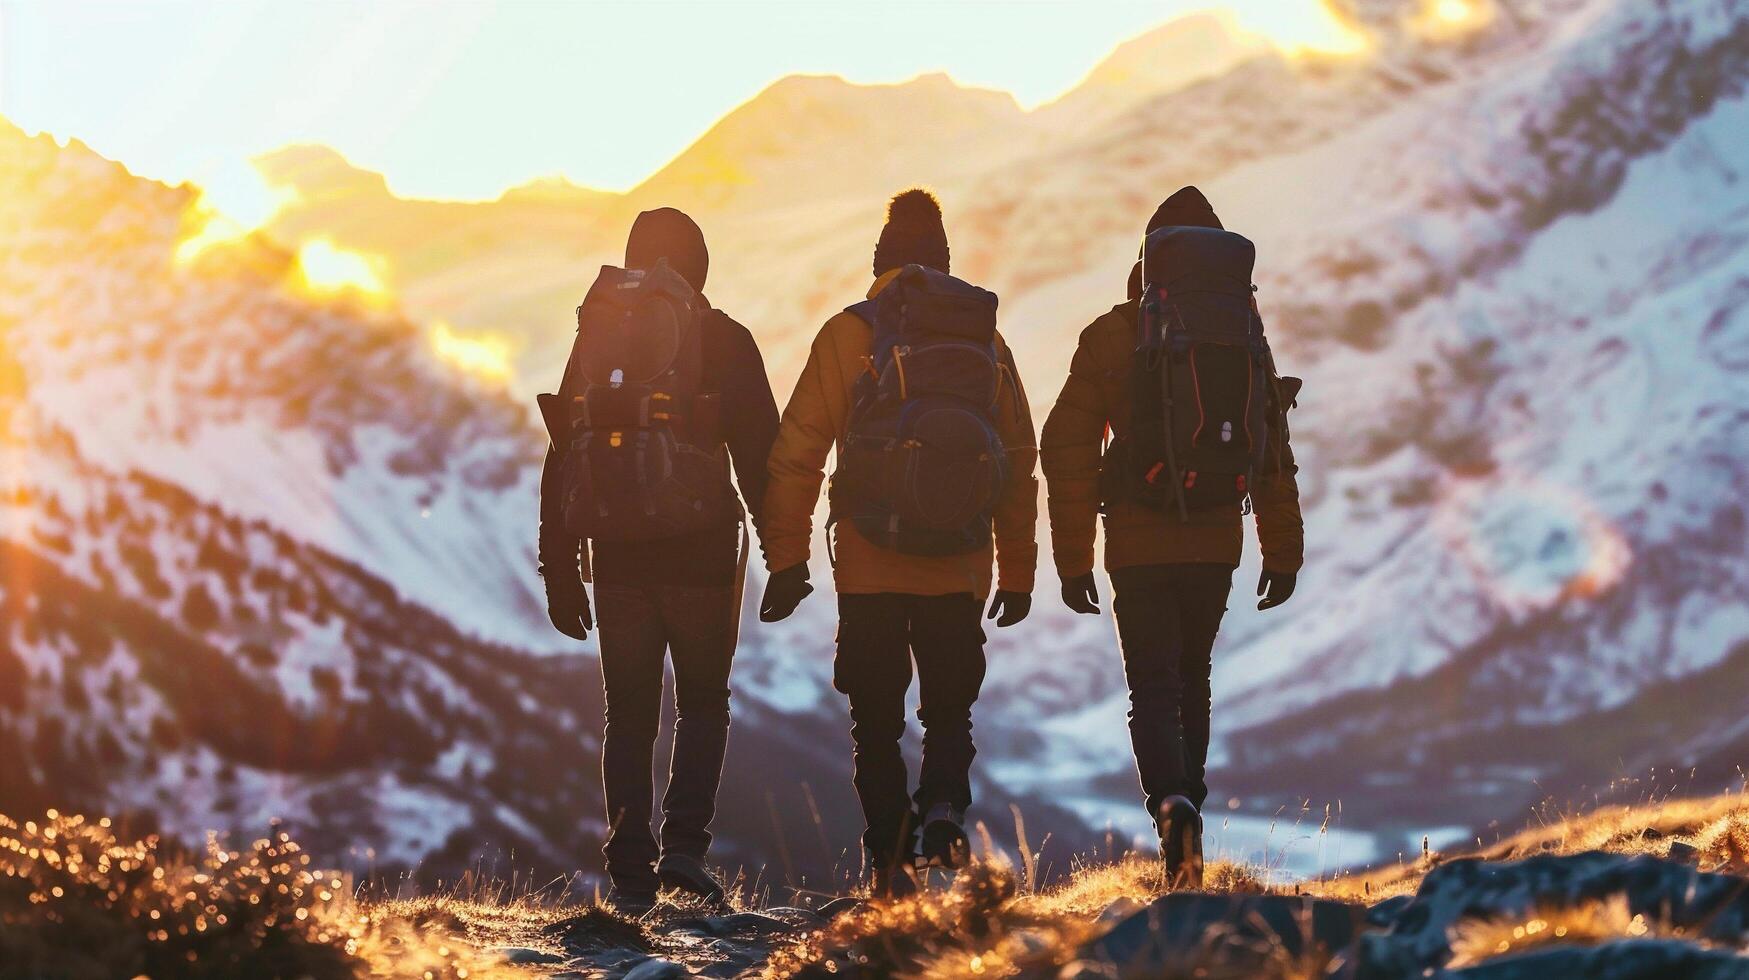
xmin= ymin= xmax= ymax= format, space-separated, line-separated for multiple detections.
xmin=834 ymin=593 xmax=987 ymax=866
xmin=1110 ymin=563 xmax=1234 ymax=817
xmin=595 ymin=581 xmax=738 ymax=893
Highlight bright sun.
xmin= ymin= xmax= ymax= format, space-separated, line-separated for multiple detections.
xmin=295 ymin=239 xmax=389 ymax=299
xmin=1265 ymin=4 xmax=1372 ymax=57
xmin=173 ymin=160 xmax=297 ymax=265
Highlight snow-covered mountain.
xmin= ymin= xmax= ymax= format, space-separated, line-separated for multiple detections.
xmin=987 ymin=0 xmax=1749 ymax=847
xmin=4 ymin=0 xmax=1747 ymax=879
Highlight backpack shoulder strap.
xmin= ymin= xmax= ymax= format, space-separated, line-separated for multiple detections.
xmin=844 ymin=299 xmax=878 ymax=325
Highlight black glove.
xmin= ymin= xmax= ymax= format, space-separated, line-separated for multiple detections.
xmin=1061 ymin=572 xmax=1100 ymax=615
xmin=544 ymin=573 xmax=593 ymax=640
xmin=759 ymin=563 xmax=814 ymax=622
xmin=986 ymin=590 xmax=1031 ymax=628
xmin=1257 ymin=569 xmax=1297 ymax=611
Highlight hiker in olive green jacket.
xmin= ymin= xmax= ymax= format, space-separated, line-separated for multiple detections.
xmin=1040 ymin=186 xmax=1303 ymax=881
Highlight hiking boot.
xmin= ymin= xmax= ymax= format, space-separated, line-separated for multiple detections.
xmin=1156 ymin=795 xmax=1204 ymax=890
xmin=869 ymin=860 xmax=919 ymax=900
xmin=604 ymin=886 xmax=658 ymax=916
xmin=918 ymin=803 xmax=970 ymax=869
xmin=656 ymin=853 xmax=725 ymax=904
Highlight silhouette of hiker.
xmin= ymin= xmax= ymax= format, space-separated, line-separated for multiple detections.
xmin=538 ymin=207 xmax=779 ymax=912
xmin=757 ymin=189 xmax=1038 ymax=897
xmin=1040 ymin=186 xmax=1304 ymax=887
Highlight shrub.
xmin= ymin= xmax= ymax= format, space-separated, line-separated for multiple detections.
xmin=0 ymin=811 xmax=505 ymax=980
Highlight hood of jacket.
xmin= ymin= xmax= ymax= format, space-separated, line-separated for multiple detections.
xmin=1146 ymin=185 xmax=1224 ymax=234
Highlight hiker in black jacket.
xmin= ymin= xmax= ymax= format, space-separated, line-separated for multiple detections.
xmin=538 ymin=207 xmax=779 ymax=912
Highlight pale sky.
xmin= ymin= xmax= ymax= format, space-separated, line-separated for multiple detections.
xmin=0 ymin=1 xmax=1359 ymax=201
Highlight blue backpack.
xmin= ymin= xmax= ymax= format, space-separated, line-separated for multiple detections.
xmin=829 ymin=264 xmax=1009 ymax=556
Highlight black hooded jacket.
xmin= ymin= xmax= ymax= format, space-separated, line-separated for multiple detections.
xmin=538 ymin=208 xmax=780 ymax=588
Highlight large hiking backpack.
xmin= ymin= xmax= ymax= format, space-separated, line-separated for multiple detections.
xmin=544 ymin=259 xmax=740 ymax=542
xmin=829 ymin=264 xmax=1009 ymax=556
xmin=1118 ymin=226 xmax=1284 ymax=518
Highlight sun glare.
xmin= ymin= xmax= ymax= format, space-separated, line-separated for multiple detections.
xmin=1420 ymin=0 xmax=1492 ymax=34
xmin=173 ymin=161 xmax=296 ymax=265
xmin=428 ymin=321 xmax=514 ymax=383
xmin=295 ymin=239 xmax=389 ymax=300
xmin=1253 ymin=1 xmax=1372 ymax=58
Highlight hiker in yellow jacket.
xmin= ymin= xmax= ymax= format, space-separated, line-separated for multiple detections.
xmin=1041 ymin=186 xmax=1304 ymax=885
xmin=759 ymin=189 xmax=1038 ymax=897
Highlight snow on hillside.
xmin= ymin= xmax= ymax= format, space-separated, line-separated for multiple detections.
xmin=975 ymin=0 xmax=1749 ymax=841
xmin=0 ymin=416 xmax=607 ymax=872
xmin=0 ymin=121 xmax=554 ymax=649
xmin=1179 ymin=0 xmax=1749 ymax=713
xmin=1211 ymin=85 xmax=1749 ymax=830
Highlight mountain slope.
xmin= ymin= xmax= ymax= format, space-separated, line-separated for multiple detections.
xmin=1032 ymin=11 xmax=1270 ymax=134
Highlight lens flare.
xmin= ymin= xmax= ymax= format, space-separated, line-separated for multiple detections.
xmin=1437 ymin=474 xmax=1631 ymax=613
xmin=427 ymin=321 xmax=514 ymax=383
xmin=294 ymin=239 xmax=389 ymax=300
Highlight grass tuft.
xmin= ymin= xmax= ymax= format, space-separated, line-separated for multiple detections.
xmin=765 ymin=854 xmax=1273 ymax=979
xmin=0 ymin=810 xmax=514 ymax=980
xmin=1446 ymin=896 xmax=1680 ymax=968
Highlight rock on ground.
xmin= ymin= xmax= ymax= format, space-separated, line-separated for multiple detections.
xmin=1356 ymin=851 xmax=1749 ymax=978
xmin=1041 ymin=852 xmax=1749 ymax=980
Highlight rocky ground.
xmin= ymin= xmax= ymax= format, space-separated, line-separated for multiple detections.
xmin=7 ymin=790 xmax=1749 ymax=979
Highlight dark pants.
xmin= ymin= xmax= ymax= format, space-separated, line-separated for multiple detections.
xmin=1110 ymin=563 xmax=1234 ymax=816
xmin=594 ymin=582 xmax=737 ymax=893
xmin=834 ymin=593 xmax=986 ymax=865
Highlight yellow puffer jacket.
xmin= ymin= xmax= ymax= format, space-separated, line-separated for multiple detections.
xmin=762 ymin=270 xmax=1039 ymax=599
xmin=1040 ymin=301 xmax=1304 ymax=578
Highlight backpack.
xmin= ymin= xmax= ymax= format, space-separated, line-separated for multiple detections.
xmin=1116 ymin=226 xmax=1287 ymax=519
xmin=829 ymin=264 xmax=1009 ymax=556
xmin=543 ymin=259 xmax=740 ymax=542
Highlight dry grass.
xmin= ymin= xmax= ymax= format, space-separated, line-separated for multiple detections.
xmin=12 ymin=787 xmax=1749 ymax=979
xmin=765 ymin=786 xmax=1749 ymax=979
xmin=763 ymin=854 xmax=1271 ymax=979
xmin=0 ymin=810 xmax=518 ymax=980
xmin=1445 ymin=895 xmax=1680 ymax=968
xmin=1319 ymin=783 xmax=1749 ymax=903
